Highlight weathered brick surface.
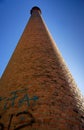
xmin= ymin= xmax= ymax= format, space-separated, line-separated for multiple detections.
xmin=0 ymin=6 xmax=84 ymax=130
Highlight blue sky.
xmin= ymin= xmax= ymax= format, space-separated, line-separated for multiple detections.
xmin=0 ymin=0 xmax=84 ymax=95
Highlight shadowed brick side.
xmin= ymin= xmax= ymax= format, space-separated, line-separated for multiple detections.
xmin=0 ymin=7 xmax=84 ymax=130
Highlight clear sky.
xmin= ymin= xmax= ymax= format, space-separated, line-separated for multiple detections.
xmin=0 ymin=0 xmax=84 ymax=95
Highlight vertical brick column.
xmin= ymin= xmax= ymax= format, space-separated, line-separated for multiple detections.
xmin=0 ymin=6 xmax=84 ymax=130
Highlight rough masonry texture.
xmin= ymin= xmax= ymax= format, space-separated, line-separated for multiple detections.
xmin=0 ymin=6 xmax=84 ymax=130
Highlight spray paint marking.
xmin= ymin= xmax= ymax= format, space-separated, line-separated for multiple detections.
xmin=0 ymin=88 xmax=39 ymax=110
xmin=0 ymin=111 xmax=35 ymax=130
xmin=0 ymin=88 xmax=38 ymax=129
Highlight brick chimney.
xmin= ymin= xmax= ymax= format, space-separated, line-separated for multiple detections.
xmin=0 ymin=6 xmax=84 ymax=130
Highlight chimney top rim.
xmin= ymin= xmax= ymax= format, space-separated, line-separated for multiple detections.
xmin=30 ymin=6 xmax=41 ymax=15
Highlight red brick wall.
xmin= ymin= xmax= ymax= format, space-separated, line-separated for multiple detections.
xmin=0 ymin=7 xmax=84 ymax=130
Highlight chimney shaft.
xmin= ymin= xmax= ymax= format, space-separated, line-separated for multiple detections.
xmin=0 ymin=6 xmax=84 ymax=129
